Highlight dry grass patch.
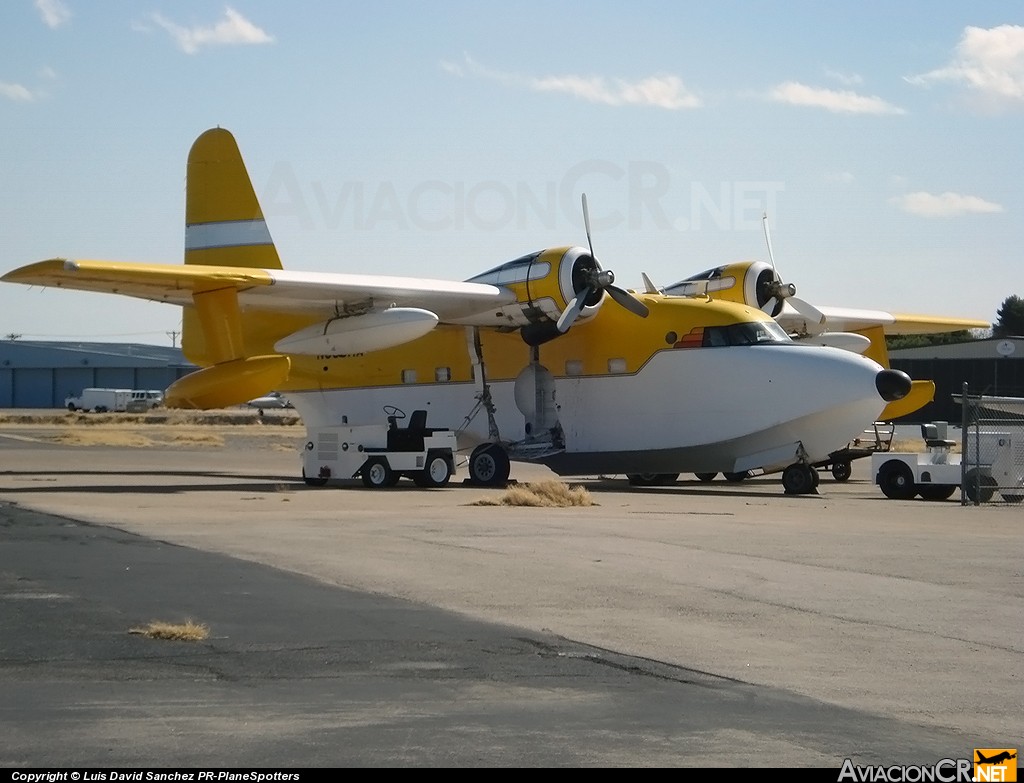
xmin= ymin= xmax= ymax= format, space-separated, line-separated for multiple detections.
xmin=165 ymin=432 xmax=225 ymax=447
xmin=49 ymin=430 xmax=155 ymax=448
xmin=129 ymin=620 xmax=209 ymax=641
xmin=471 ymin=479 xmax=597 ymax=507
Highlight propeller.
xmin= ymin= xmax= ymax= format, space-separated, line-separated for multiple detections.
xmin=555 ymin=194 xmax=650 ymax=333
xmin=758 ymin=212 xmax=827 ymax=335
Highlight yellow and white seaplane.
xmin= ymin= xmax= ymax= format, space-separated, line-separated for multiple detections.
xmin=4 ymin=128 xmax=983 ymax=494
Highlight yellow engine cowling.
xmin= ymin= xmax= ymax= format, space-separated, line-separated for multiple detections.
xmin=663 ymin=260 xmax=780 ymax=313
xmin=465 ymin=246 xmax=607 ymax=339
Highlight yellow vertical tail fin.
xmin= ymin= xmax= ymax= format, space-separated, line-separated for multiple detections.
xmin=171 ymin=128 xmax=291 ymax=407
xmin=185 ymin=127 xmax=282 ymax=269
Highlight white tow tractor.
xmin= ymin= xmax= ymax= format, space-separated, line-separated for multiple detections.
xmin=301 ymin=406 xmax=458 ymax=489
xmin=872 ymin=422 xmax=1024 ymax=502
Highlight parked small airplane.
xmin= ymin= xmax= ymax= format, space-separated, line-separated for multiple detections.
xmin=6 ymin=127 xmax=983 ymax=494
xmin=246 ymin=391 xmax=293 ymax=414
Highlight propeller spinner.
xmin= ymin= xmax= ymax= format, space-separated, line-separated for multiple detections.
xmin=555 ymin=194 xmax=650 ymax=333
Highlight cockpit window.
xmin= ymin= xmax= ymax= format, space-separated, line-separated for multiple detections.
xmin=681 ymin=266 xmax=725 ymax=282
xmin=703 ymin=321 xmax=791 ymax=347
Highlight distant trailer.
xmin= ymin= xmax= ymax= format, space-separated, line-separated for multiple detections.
xmin=65 ymin=388 xmax=132 ymax=413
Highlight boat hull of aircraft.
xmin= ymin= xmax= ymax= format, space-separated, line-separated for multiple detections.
xmin=285 ymin=329 xmax=896 ymax=477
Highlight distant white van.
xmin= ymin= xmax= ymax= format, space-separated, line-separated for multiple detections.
xmin=126 ymin=389 xmax=165 ymax=412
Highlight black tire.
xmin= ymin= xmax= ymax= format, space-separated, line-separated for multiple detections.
xmin=782 ymin=463 xmax=816 ymax=495
xmin=468 ymin=443 xmax=511 ymax=487
xmin=877 ymin=460 xmax=917 ymax=500
xmin=626 ymin=473 xmax=679 ymax=486
xmin=361 ymin=458 xmax=394 ymax=489
xmin=918 ymin=484 xmax=956 ymax=501
xmin=724 ymin=471 xmax=749 ymax=482
xmin=694 ymin=472 xmax=717 ymax=482
xmin=414 ymin=451 xmax=452 ymax=488
xmin=302 ymin=468 xmax=328 ymax=487
xmin=831 ymin=461 xmax=852 ymax=482
xmin=964 ymin=469 xmax=996 ymax=504
xmin=66 ymin=403 xmax=77 ymax=411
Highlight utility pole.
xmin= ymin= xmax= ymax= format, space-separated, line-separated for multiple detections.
xmin=166 ymin=330 xmax=180 ymax=348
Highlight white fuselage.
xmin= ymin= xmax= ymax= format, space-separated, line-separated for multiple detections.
xmin=288 ymin=342 xmax=889 ymax=476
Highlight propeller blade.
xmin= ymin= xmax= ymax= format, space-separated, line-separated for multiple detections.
xmin=762 ymin=211 xmax=777 ymax=273
xmin=606 ymin=284 xmax=650 ymax=318
xmin=557 ymin=289 xmax=591 ymax=332
xmin=788 ymin=296 xmax=827 ymax=334
xmin=582 ymin=193 xmax=595 ymax=259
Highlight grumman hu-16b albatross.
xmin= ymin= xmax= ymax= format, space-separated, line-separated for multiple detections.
xmin=4 ymin=127 xmax=943 ymax=495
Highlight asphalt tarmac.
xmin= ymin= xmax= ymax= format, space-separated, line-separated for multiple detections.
xmin=0 ymin=419 xmax=1020 ymax=767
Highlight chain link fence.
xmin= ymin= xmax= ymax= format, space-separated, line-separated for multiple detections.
xmin=959 ymin=383 xmax=1024 ymax=506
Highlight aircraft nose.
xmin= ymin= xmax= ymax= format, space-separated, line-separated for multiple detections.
xmin=875 ymin=368 xmax=912 ymax=402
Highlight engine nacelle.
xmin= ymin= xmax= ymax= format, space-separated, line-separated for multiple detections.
xmin=663 ymin=260 xmax=779 ymax=312
xmin=463 ymin=246 xmax=606 ymax=330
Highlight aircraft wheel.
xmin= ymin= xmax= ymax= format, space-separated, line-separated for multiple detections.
xmin=302 ymin=468 xmax=328 ymax=487
xmin=361 ymin=458 xmax=394 ymax=489
xmin=964 ymin=469 xmax=996 ymax=504
xmin=877 ymin=460 xmax=917 ymax=500
xmin=781 ymin=463 xmax=816 ymax=495
xmin=415 ymin=451 xmax=452 ymax=488
xmin=468 ymin=443 xmax=510 ymax=487
xmin=918 ymin=484 xmax=956 ymax=501
xmin=830 ymin=461 xmax=852 ymax=482
xmin=724 ymin=471 xmax=749 ymax=482
xmin=626 ymin=473 xmax=679 ymax=486
xmin=694 ymin=472 xmax=717 ymax=482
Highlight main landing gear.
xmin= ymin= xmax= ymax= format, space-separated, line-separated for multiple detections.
xmin=467 ymin=443 xmax=511 ymax=487
xmin=781 ymin=463 xmax=820 ymax=495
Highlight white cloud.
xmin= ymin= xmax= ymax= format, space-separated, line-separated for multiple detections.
xmin=825 ymin=69 xmax=863 ymax=86
xmin=890 ymin=191 xmax=1004 ymax=218
xmin=35 ymin=0 xmax=71 ymax=29
xmin=907 ymin=24 xmax=1024 ymax=103
xmin=0 ymin=81 xmax=35 ymax=101
xmin=151 ymin=6 xmax=274 ymax=55
xmin=442 ymin=54 xmax=701 ymax=110
xmin=768 ymin=81 xmax=905 ymax=114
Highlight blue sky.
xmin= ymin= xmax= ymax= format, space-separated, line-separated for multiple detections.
xmin=1 ymin=1 xmax=1021 ymax=343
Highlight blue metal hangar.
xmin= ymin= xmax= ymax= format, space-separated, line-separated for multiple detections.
xmin=0 ymin=340 xmax=194 ymax=408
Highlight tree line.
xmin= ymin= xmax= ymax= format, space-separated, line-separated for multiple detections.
xmin=885 ymin=295 xmax=1024 ymax=350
